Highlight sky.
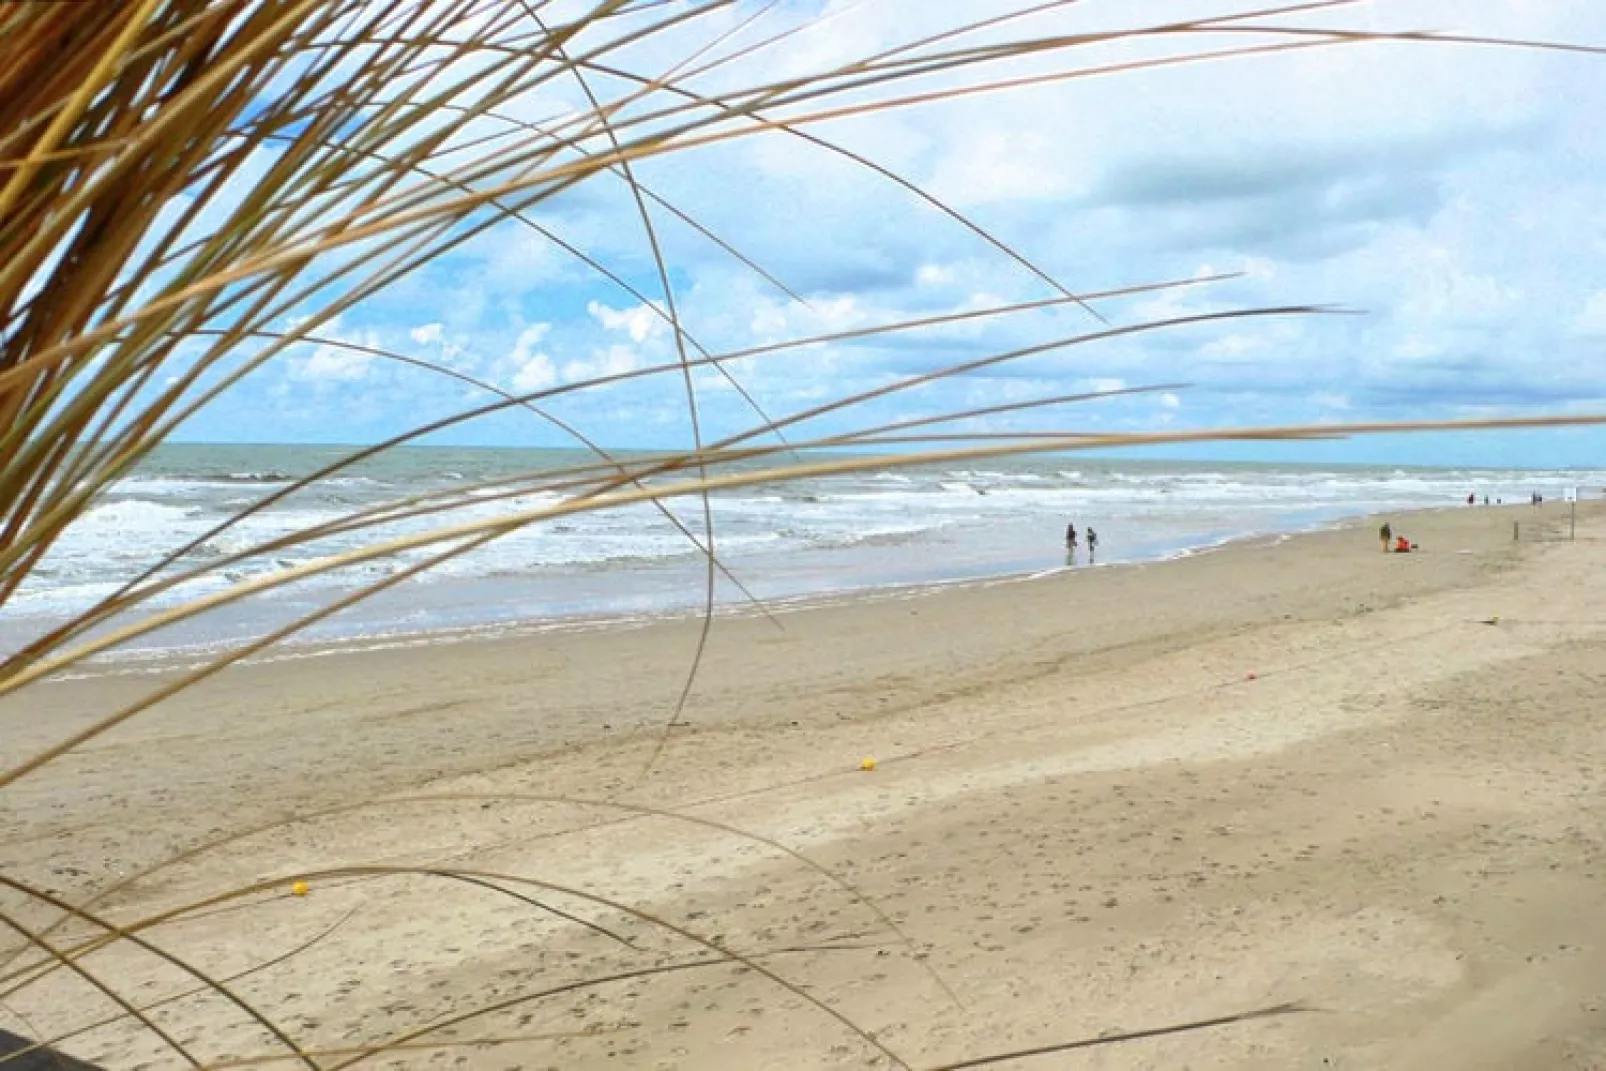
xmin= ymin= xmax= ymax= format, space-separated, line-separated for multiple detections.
xmin=169 ymin=0 xmax=1606 ymax=467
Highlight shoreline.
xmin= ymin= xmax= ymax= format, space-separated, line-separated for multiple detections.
xmin=42 ymin=500 xmax=1472 ymax=681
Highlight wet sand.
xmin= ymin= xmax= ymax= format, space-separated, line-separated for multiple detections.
xmin=4 ymin=502 xmax=1605 ymax=1069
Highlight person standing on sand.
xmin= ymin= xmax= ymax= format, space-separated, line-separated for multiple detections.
xmin=1065 ymin=522 xmax=1078 ymax=564
xmin=1087 ymin=527 xmax=1099 ymax=563
xmin=1380 ymin=521 xmax=1392 ymax=552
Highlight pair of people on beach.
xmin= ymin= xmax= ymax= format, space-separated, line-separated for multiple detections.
xmin=1065 ymin=522 xmax=1098 ymax=563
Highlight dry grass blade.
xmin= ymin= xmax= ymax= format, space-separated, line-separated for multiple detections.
xmin=925 ymin=1002 xmax=1308 ymax=1069
xmin=0 ymin=906 xmax=199 ymax=1069
xmin=4 ymin=911 xmax=357 ymax=1066
xmin=0 ymin=781 xmax=958 ymax=1014
xmin=0 ymin=877 xmax=312 ymax=1070
xmin=818 ymin=383 xmax=1192 ymax=444
xmin=202 ymin=1029 xmax=625 ymax=1071
xmin=122 ymin=790 xmax=959 ymax=1007
xmin=202 ymin=1029 xmax=628 ymax=1070
xmin=526 ymin=1 xmax=736 ymax=789
xmin=331 ymin=947 xmax=880 ymax=1068
xmin=85 ymin=865 xmax=914 ymax=1071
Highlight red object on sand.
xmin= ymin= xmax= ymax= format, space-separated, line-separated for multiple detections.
xmin=1246 ymin=672 xmax=1258 ymax=680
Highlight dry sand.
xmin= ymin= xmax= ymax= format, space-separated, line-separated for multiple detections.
xmin=4 ymin=502 xmax=1606 ymax=1070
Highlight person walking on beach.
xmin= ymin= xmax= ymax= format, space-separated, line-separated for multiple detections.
xmin=1086 ymin=527 xmax=1099 ymax=563
xmin=1380 ymin=521 xmax=1392 ymax=553
xmin=1065 ymin=522 xmax=1078 ymax=564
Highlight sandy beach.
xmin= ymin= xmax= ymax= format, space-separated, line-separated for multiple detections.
xmin=4 ymin=501 xmax=1606 ymax=1070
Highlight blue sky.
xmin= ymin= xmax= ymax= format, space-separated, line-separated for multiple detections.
xmin=172 ymin=0 xmax=1606 ymax=467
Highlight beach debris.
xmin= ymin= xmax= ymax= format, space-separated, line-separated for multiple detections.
xmin=1245 ymin=672 xmax=1258 ymax=681
xmin=291 ymin=880 xmax=310 ymax=897
xmin=1481 ymin=615 xmax=1500 ymax=626
xmin=860 ymin=756 xmax=877 ymax=771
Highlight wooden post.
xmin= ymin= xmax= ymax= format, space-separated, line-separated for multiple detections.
xmin=1513 ymin=520 xmax=1519 ymax=542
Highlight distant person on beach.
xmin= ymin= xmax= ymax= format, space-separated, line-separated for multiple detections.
xmin=1065 ymin=522 xmax=1077 ymax=548
xmin=1483 ymin=495 xmax=1490 ymax=505
xmin=1380 ymin=522 xmax=1392 ymax=552
xmin=1087 ymin=527 xmax=1099 ymax=563
xmin=1467 ymin=493 xmax=1475 ymax=506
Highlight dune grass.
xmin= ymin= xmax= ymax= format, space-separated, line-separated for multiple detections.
xmin=2 ymin=1 xmax=1603 ymax=1066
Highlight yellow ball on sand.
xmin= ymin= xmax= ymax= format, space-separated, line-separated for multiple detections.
xmin=860 ymin=756 xmax=876 ymax=772
xmin=290 ymin=880 xmax=310 ymax=897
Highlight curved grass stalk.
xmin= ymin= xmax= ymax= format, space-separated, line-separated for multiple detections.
xmin=48 ymin=864 xmax=914 ymax=1071
xmin=202 ymin=1029 xmax=628 ymax=1070
xmin=0 ymin=877 xmax=312 ymax=1069
xmin=2 ymin=789 xmax=964 ymax=1012
xmin=533 ymin=7 xmax=729 ymax=788
xmin=325 ymin=948 xmax=874 ymax=1069
xmin=4 ymin=910 xmax=358 ymax=1066
xmin=0 ymin=909 xmax=201 ymax=1069
xmin=0 ymin=861 xmax=655 ymax=1065
xmin=925 ymin=1002 xmax=1307 ymax=1070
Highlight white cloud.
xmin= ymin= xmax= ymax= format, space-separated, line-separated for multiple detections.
xmin=511 ymin=354 xmax=556 ymax=392
xmin=506 ymin=323 xmax=556 ymax=392
xmin=1160 ymin=392 xmax=1182 ymax=409
xmin=295 ymin=346 xmax=372 ymax=382
xmin=286 ymin=318 xmax=379 ymax=383
xmin=561 ymin=344 xmax=641 ymax=384
xmin=512 ymin=323 xmax=550 ymax=351
xmin=410 ymin=323 xmax=444 ymax=346
xmin=588 ymin=301 xmax=662 ymax=343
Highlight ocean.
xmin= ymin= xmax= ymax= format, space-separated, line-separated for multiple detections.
xmin=6 ymin=444 xmax=1601 ymax=665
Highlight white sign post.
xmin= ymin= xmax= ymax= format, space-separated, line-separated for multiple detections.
xmin=1566 ymin=486 xmax=1578 ymax=541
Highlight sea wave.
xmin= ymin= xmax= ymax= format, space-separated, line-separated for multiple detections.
xmin=7 ymin=450 xmax=1603 ymax=655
